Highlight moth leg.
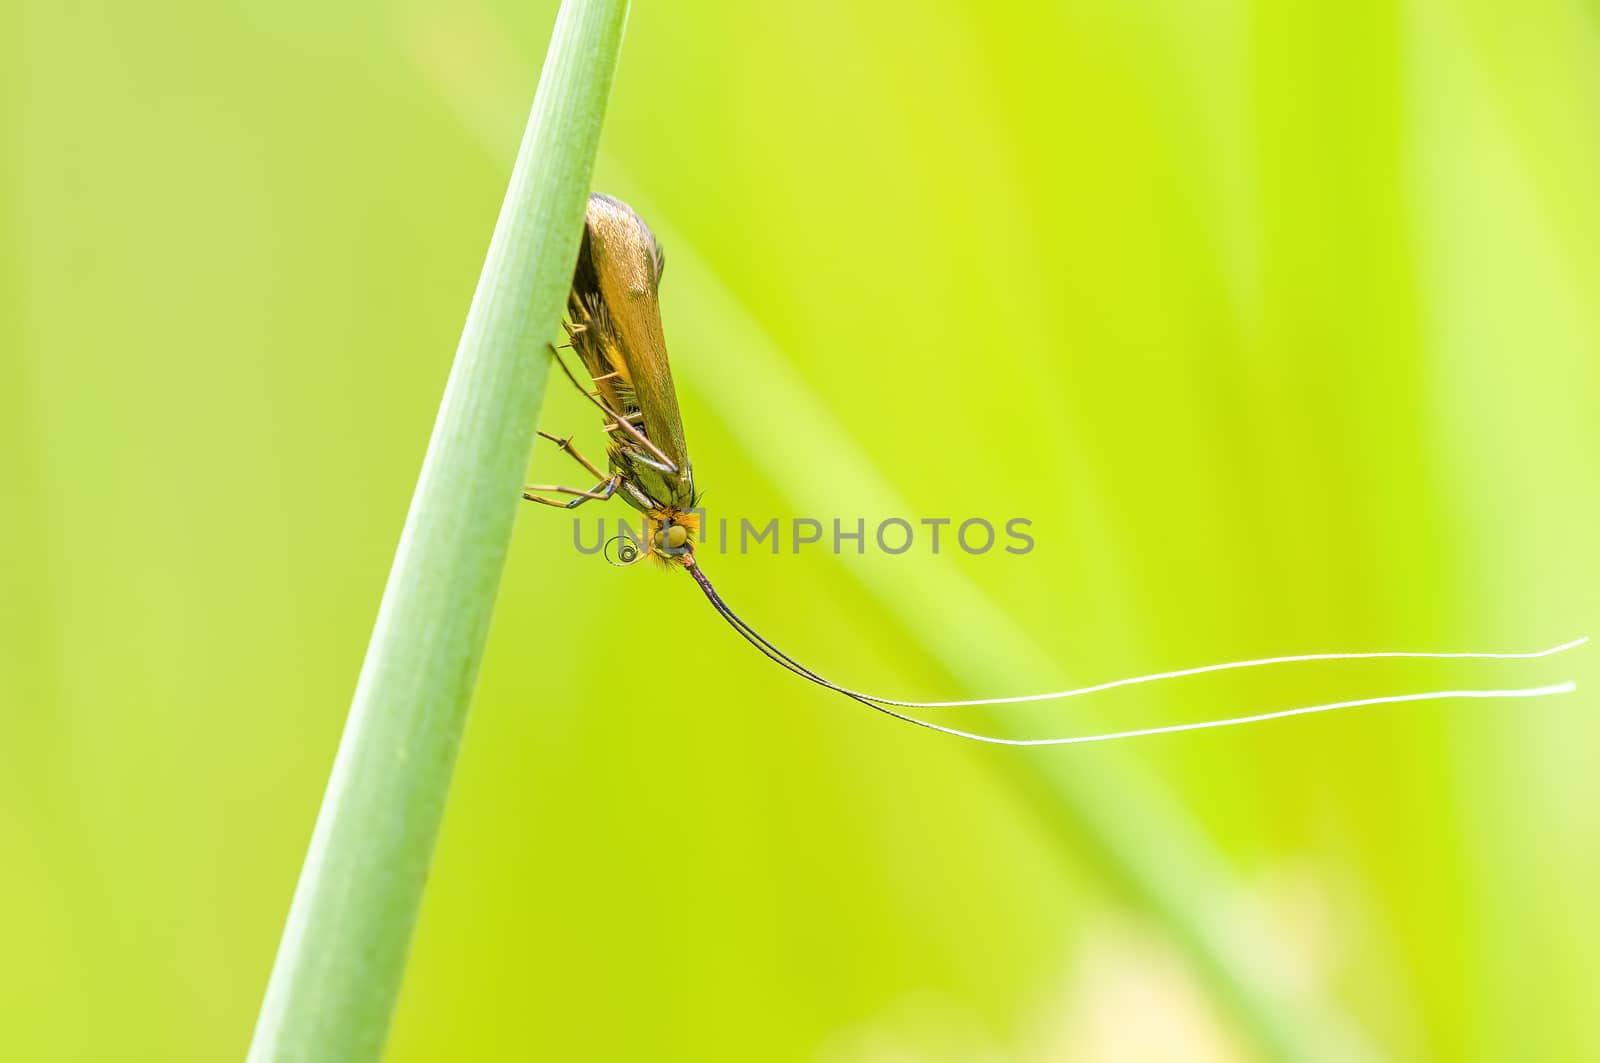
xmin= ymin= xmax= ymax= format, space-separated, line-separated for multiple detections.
xmin=547 ymin=341 xmax=605 ymax=403
xmin=603 ymin=422 xmax=677 ymax=475
xmin=522 ymin=474 xmax=620 ymax=509
xmin=546 ymin=343 xmax=680 ymax=475
xmin=536 ymin=429 xmax=608 ymax=481
xmin=553 ymin=333 xmax=624 ymax=391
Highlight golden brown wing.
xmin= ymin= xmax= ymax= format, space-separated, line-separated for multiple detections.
xmin=566 ymin=194 xmax=694 ymax=510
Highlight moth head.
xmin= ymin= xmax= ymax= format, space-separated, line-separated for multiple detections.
xmin=649 ymin=509 xmax=699 ymax=565
xmin=654 ymin=520 xmax=691 ymax=556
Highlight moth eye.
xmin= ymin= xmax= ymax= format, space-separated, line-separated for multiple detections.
xmin=656 ymin=523 xmax=689 ymax=552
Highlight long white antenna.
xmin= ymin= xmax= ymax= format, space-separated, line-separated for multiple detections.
xmin=851 ymin=684 xmax=1577 ymax=748
xmin=850 ymin=638 xmax=1589 ymax=709
xmin=686 ymin=559 xmax=1585 ymax=746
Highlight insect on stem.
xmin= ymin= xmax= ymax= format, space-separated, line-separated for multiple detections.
xmin=526 ymin=193 xmax=1585 ymax=744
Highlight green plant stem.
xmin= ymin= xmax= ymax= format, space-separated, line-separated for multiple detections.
xmin=245 ymin=3 xmax=630 ymax=1060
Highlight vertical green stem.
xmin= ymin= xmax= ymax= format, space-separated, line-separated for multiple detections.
xmin=246 ymin=2 xmax=630 ymax=1059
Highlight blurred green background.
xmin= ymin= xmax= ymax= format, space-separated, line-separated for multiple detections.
xmin=6 ymin=0 xmax=1598 ymax=1059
